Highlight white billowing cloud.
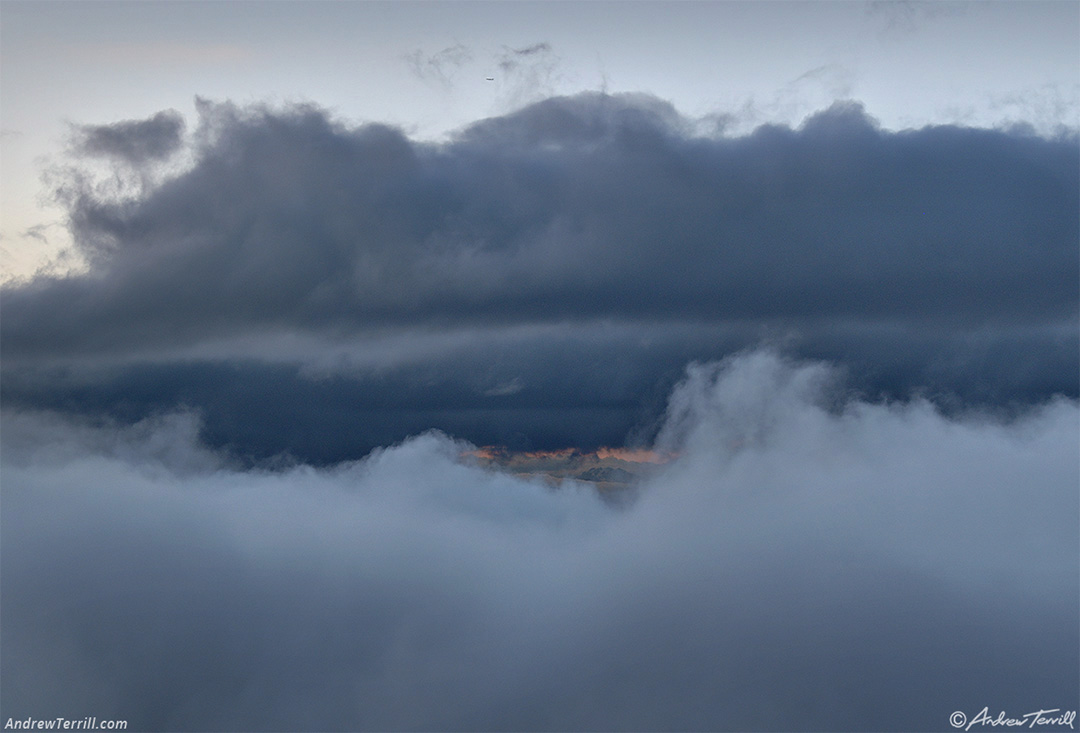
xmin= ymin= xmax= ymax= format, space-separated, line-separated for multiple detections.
xmin=0 ymin=409 xmax=221 ymax=476
xmin=2 ymin=350 xmax=1076 ymax=730
xmin=644 ymin=350 xmax=1077 ymax=597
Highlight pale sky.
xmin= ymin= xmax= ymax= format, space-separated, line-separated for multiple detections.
xmin=1 ymin=0 xmax=1077 ymax=280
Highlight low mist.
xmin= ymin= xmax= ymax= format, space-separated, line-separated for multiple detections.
xmin=2 ymin=350 xmax=1076 ymax=731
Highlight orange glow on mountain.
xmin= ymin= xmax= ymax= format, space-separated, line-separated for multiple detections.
xmin=595 ymin=447 xmax=671 ymax=464
xmin=461 ymin=446 xmax=673 ymax=465
xmin=461 ymin=447 xmax=501 ymax=461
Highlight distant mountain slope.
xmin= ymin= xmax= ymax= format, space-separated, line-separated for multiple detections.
xmin=462 ymin=446 xmax=668 ymax=490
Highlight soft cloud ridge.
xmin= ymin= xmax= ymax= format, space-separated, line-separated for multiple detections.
xmin=2 ymin=351 xmax=1076 ymax=731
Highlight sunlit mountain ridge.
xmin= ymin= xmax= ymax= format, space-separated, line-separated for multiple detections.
xmin=462 ymin=445 xmax=673 ymax=490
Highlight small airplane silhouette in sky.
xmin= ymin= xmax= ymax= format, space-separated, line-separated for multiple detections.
xmin=485 ymin=77 xmax=495 ymax=81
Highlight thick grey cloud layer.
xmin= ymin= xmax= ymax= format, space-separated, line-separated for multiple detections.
xmin=2 ymin=320 xmax=1075 ymax=463
xmin=2 ymin=351 xmax=1076 ymax=731
xmin=2 ymin=94 xmax=1075 ymax=357
xmin=1 ymin=94 xmax=1074 ymax=457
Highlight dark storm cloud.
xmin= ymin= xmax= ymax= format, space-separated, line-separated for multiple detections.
xmin=72 ymin=109 xmax=185 ymax=164
xmin=1 ymin=93 xmax=1076 ymax=456
xmin=2 ymin=321 xmax=1075 ymax=464
xmin=2 ymin=93 xmax=1075 ymax=359
xmin=2 ymin=351 xmax=1076 ymax=731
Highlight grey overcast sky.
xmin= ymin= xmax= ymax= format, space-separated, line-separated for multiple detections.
xmin=1 ymin=0 xmax=1077 ymax=278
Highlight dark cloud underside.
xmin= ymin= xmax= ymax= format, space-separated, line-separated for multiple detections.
xmin=1 ymin=323 xmax=1076 ymax=463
